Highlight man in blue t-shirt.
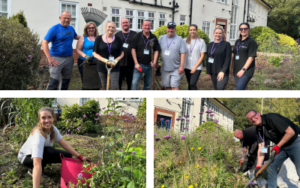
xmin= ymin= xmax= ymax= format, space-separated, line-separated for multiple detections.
xmin=42 ymin=11 xmax=82 ymax=90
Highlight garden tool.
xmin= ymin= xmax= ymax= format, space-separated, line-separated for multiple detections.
xmin=244 ymin=150 xmax=276 ymax=188
xmin=105 ymin=61 xmax=115 ymax=90
xmin=149 ymin=39 xmax=164 ymax=90
xmin=81 ymin=7 xmax=107 ymax=27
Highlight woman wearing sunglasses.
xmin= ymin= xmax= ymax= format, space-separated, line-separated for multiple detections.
xmin=231 ymin=23 xmax=257 ymax=90
xmin=206 ymin=25 xmax=231 ymax=90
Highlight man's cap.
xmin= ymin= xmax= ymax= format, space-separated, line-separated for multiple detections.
xmin=167 ymin=22 xmax=176 ymax=28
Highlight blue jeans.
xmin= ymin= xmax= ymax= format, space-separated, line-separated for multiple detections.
xmin=131 ymin=64 xmax=152 ymax=90
xmin=234 ymin=75 xmax=252 ymax=90
xmin=267 ymin=137 xmax=300 ymax=188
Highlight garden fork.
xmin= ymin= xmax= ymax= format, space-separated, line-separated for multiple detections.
xmin=244 ymin=150 xmax=276 ymax=188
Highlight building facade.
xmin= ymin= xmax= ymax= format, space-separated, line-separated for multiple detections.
xmin=4 ymin=0 xmax=271 ymax=47
xmin=154 ymin=98 xmax=235 ymax=133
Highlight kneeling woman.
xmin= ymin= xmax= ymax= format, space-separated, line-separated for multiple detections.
xmin=18 ymin=107 xmax=88 ymax=187
xmin=206 ymin=25 xmax=232 ymax=90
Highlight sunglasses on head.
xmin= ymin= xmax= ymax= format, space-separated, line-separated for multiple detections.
xmin=239 ymin=28 xmax=249 ymax=31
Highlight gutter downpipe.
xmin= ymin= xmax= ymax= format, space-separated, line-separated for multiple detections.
xmin=189 ymin=0 xmax=193 ymax=25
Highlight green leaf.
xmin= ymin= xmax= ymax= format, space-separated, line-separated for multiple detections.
xmin=123 ymin=167 xmax=131 ymax=171
xmin=121 ymin=177 xmax=131 ymax=182
xmin=116 ymin=142 xmax=123 ymax=148
xmin=115 ymin=134 xmax=122 ymax=139
xmin=133 ymin=169 xmax=142 ymax=179
xmin=127 ymin=181 xmax=135 ymax=188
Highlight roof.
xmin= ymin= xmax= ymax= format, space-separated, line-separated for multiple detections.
xmin=260 ymin=0 xmax=272 ymax=10
xmin=212 ymin=98 xmax=236 ymax=116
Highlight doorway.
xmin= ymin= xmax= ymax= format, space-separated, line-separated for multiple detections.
xmin=216 ymin=18 xmax=228 ymax=41
xmin=156 ymin=115 xmax=172 ymax=131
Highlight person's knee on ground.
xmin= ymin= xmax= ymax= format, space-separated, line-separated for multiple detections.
xmin=46 ymin=77 xmax=59 ymax=90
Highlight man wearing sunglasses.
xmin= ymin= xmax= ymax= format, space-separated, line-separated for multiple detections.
xmin=246 ymin=110 xmax=300 ymax=188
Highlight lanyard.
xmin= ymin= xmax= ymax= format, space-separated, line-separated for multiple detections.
xmin=141 ymin=33 xmax=150 ymax=49
xmin=88 ymin=36 xmax=95 ymax=44
xmin=106 ymin=35 xmax=114 ymax=54
xmin=166 ymin=35 xmax=176 ymax=49
xmin=122 ymin=30 xmax=131 ymax=42
xmin=210 ymin=39 xmax=223 ymax=56
xmin=259 ymin=126 xmax=265 ymax=143
xmin=236 ymin=36 xmax=250 ymax=54
xmin=241 ymin=140 xmax=243 ymax=148
xmin=189 ymin=38 xmax=197 ymax=54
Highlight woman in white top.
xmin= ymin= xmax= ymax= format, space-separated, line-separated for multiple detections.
xmin=18 ymin=107 xmax=88 ymax=188
xmin=184 ymin=24 xmax=207 ymax=90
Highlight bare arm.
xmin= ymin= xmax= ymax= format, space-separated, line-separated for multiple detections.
xmin=277 ymin=126 xmax=295 ymax=148
xmin=191 ymin=52 xmax=205 ymax=73
xmin=58 ymin=138 xmax=80 ymax=157
xmin=178 ymin=53 xmax=186 ymax=75
xmin=74 ymin=35 xmax=82 ymax=40
xmin=93 ymin=52 xmax=108 ymax=62
xmin=242 ymin=57 xmax=255 ymax=70
xmin=76 ymin=37 xmax=86 ymax=58
xmin=256 ymin=143 xmax=266 ymax=167
xmin=116 ymin=51 xmax=124 ymax=61
xmin=42 ymin=40 xmax=60 ymax=67
xmin=33 ymin=158 xmax=42 ymax=188
xmin=132 ymin=48 xmax=140 ymax=70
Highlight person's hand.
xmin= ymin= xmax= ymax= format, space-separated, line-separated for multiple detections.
xmin=135 ymin=63 xmax=141 ymax=72
xmin=85 ymin=55 xmax=92 ymax=61
xmin=271 ymin=145 xmax=281 ymax=156
xmin=237 ymin=70 xmax=245 ymax=78
xmin=240 ymin=157 xmax=245 ymax=163
xmin=190 ymin=67 xmax=197 ymax=74
xmin=255 ymin=166 xmax=261 ymax=178
xmin=178 ymin=66 xmax=184 ymax=75
xmin=150 ymin=61 xmax=156 ymax=68
xmin=78 ymin=155 xmax=91 ymax=162
xmin=155 ymin=63 xmax=160 ymax=69
xmin=207 ymin=74 xmax=211 ymax=80
xmin=47 ymin=57 xmax=60 ymax=67
xmin=102 ymin=58 xmax=109 ymax=64
xmin=217 ymin=72 xmax=225 ymax=81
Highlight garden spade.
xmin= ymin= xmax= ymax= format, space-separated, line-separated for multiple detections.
xmin=105 ymin=62 xmax=113 ymax=90
xmin=244 ymin=150 xmax=276 ymax=188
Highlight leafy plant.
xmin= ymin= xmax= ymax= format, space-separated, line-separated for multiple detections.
xmin=268 ymin=56 xmax=281 ymax=67
xmin=278 ymin=33 xmax=297 ymax=46
xmin=11 ymin=11 xmax=27 ymax=28
xmin=196 ymin=121 xmax=225 ymax=132
xmin=137 ymin=98 xmax=146 ymax=122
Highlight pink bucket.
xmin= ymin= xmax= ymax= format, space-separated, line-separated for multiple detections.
xmin=60 ymin=154 xmax=94 ymax=188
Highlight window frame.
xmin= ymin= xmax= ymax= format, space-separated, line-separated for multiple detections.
xmin=180 ymin=15 xmax=186 ymax=26
xmin=202 ymin=21 xmax=211 ymax=38
xmin=111 ymin=7 xmax=121 ymax=30
xmin=59 ymin=1 xmax=79 ymax=33
xmin=159 ymin=13 xmax=166 ymax=28
xmin=230 ymin=0 xmax=238 ymax=40
xmin=80 ymin=98 xmax=91 ymax=106
xmin=0 ymin=0 xmax=11 ymax=18
xmin=217 ymin=0 xmax=229 ymax=5
xmin=125 ymin=9 xmax=134 ymax=29
xmin=148 ymin=11 xmax=155 ymax=31
xmin=249 ymin=0 xmax=256 ymax=12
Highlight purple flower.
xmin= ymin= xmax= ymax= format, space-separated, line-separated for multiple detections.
xmin=68 ymin=129 xmax=70 ymax=132
xmin=199 ymin=112 xmax=204 ymax=114
xmin=185 ymin=114 xmax=189 ymax=118
xmin=209 ymin=152 xmax=212 ymax=154
xmin=27 ymin=58 xmax=31 ymax=62
xmin=131 ymin=131 xmax=135 ymax=134
xmin=215 ymin=136 xmax=218 ymax=139
xmin=127 ymin=103 xmax=131 ymax=106
xmin=202 ymin=121 xmax=205 ymax=123
xmin=213 ymin=149 xmax=215 ymax=153
xmin=77 ymin=173 xmax=83 ymax=180
xmin=79 ymin=122 xmax=81 ymax=125
xmin=210 ymin=113 xmax=215 ymax=116
xmin=99 ymin=152 xmax=102 ymax=155
xmin=155 ymin=137 xmax=161 ymax=141
xmin=198 ymin=136 xmax=201 ymax=138
xmin=154 ymin=133 xmax=157 ymax=136
xmin=203 ymin=129 xmax=206 ymax=133
xmin=215 ymin=120 xmax=219 ymax=124
xmin=183 ymin=127 xmax=188 ymax=130
xmin=249 ymin=182 xmax=254 ymax=185
xmin=28 ymin=55 xmax=33 ymax=58
xmin=132 ymin=151 xmax=136 ymax=154
xmin=160 ymin=118 xmax=164 ymax=121
xmin=163 ymin=135 xmax=171 ymax=139
xmin=119 ymin=149 xmax=123 ymax=152
xmin=165 ymin=120 xmax=170 ymax=123
xmin=105 ymin=149 xmax=108 ymax=152
xmin=96 ymin=113 xmax=99 ymax=116
xmin=32 ymin=48 xmax=34 ymax=50
xmin=82 ymin=104 xmax=85 ymax=107
xmin=102 ymin=107 xmax=106 ymax=110
xmin=221 ymin=140 xmax=224 ymax=143
xmin=180 ymin=135 xmax=186 ymax=140
xmin=111 ymin=103 xmax=115 ymax=106
xmin=176 ymin=118 xmax=181 ymax=121
xmin=193 ymin=116 xmax=195 ymax=118
xmin=206 ymin=110 xmax=213 ymax=113
xmin=217 ymin=125 xmax=220 ymax=128
xmin=186 ymin=119 xmax=190 ymax=122
xmin=83 ymin=114 xmax=86 ymax=118
xmin=95 ymin=118 xmax=100 ymax=121
xmin=67 ymin=119 xmax=70 ymax=122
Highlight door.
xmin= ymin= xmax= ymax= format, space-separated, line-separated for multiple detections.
xmin=157 ymin=115 xmax=172 ymax=131
xmin=216 ymin=18 xmax=228 ymax=41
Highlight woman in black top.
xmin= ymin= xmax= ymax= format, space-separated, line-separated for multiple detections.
xmin=231 ymin=23 xmax=257 ymax=90
xmin=206 ymin=25 xmax=232 ymax=90
xmin=93 ymin=21 xmax=124 ymax=90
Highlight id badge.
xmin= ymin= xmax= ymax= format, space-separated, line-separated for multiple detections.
xmin=235 ymin=55 xmax=240 ymax=60
xmin=164 ymin=50 xmax=170 ymax=56
xmin=208 ymin=57 xmax=214 ymax=63
xmin=188 ymin=56 xmax=192 ymax=61
xmin=123 ymin=43 xmax=129 ymax=48
xmin=261 ymin=148 xmax=268 ymax=153
xmin=109 ymin=56 xmax=114 ymax=61
xmin=144 ymin=49 xmax=149 ymax=55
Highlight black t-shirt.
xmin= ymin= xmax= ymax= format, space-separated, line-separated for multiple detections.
xmin=115 ymin=30 xmax=137 ymax=67
xmin=93 ymin=35 xmax=123 ymax=73
xmin=256 ymin=113 xmax=299 ymax=148
xmin=206 ymin=41 xmax=232 ymax=76
xmin=131 ymin=31 xmax=161 ymax=65
xmin=232 ymin=37 xmax=257 ymax=77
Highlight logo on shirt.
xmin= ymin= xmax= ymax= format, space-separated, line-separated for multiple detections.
xmin=61 ymin=31 xmax=73 ymax=36
xmin=241 ymin=46 xmax=247 ymax=49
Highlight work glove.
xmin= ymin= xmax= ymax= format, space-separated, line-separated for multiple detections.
xmin=102 ymin=58 xmax=109 ymax=64
xmin=78 ymin=155 xmax=91 ymax=162
xmin=254 ymin=166 xmax=261 ymax=178
xmin=271 ymin=145 xmax=280 ymax=156
xmin=85 ymin=55 xmax=93 ymax=62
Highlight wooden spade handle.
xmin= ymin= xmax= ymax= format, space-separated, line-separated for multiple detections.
xmin=107 ymin=72 xmax=110 ymax=90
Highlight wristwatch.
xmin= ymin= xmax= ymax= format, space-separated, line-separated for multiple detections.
xmin=242 ymin=68 xmax=247 ymax=72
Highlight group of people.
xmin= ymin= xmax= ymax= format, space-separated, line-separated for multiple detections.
xmin=234 ymin=111 xmax=300 ymax=188
xmin=43 ymin=11 xmax=257 ymax=90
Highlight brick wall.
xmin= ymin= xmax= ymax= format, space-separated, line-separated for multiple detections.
xmin=154 ymin=107 xmax=175 ymax=129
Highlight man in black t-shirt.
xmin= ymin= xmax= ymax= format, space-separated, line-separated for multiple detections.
xmin=234 ymin=127 xmax=270 ymax=172
xmin=246 ymin=110 xmax=300 ymax=188
xmin=131 ymin=20 xmax=161 ymax=90
xmin=115 ymin=18 xmax=136 ymax=90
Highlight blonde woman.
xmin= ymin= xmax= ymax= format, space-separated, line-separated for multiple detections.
xmin=206 ymin=25 xmax=232 ymax=90
xmin=184 ymin=24 xmax=206 ymax=90
xmin=93 ymin=21 xmax=124 ymax=90
xmin=18 ymin=107 xmax=88 ymax=187
xmin=76 ymin=22 xmax=99 ymax=89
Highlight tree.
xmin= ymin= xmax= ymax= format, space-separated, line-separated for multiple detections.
xmin=266 ymin=0 xmax=300 ymax=38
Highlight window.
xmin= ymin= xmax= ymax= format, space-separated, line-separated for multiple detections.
xmin=249 ymin=0 xmax=256 ymax=12
xmin=180 ymin=15 xmax=186 ymax=25
xmin=148 ymin=12 xmax=155 ymax=29
xmin=217 ymin=0 xmax=229 ymax=4
xmin=129 ymin=98 xmax=143 ymax=102
xmin=80 ymin=98 xmax=90 ymax=106
xmin=116 ymin=98 xmax=126 ymax=101
xmin=159 ymin=13 xmax=166 ymax=27
xmin=60 ymin=1 xmax=78 ymax=32
xmin=0 ymin=0 xmax=10 ymax=17
xmin=111 ymin=8 xmax=121 ymax=29
xmin=230 ymin=0 xmax=238 ymax=40
xmin=202 ymin=22 xmax=210 ymax=36
xmin=52 ymin=99 xmax=58 ymax=107
xmin=125 ymin=9 xmax=134 ymax=29
xmin=137 ymin=11 xmax=145 ymax=30
xmin=180 ymin=98 xmax=192 ymax=132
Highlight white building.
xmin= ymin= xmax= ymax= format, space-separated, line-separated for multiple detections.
xmin=52 ymin=98 xmax=143 ymax=115
xmin=4 ymin=0 xmax=271 ymax=46
xmin=154 ymin=98 xmax=235 ymax=133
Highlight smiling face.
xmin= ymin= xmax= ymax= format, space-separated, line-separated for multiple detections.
xmin=246 ymin=111 xmax=262 ymax=126
xmin=214 ymin=29 xmax=223 ymax=41
xmin=121 ymin=18 xmax=130 ymax=31
xmin=106 ymin=22 xmax=116 ymax=35
xmin=86 ymin=23 xmax=96 ymax=36
xmin=142 ymin=21 xmax=152 ymax=33
xmin=167 ymin=27 xmax=176 ymax=38
xmin=239 ymin=24 xmax=250 ymax=37
xmin=59 ymin=11 xmax=71 ymax=27
xmin=39 ymin=111 xmax=54 ymax=130
xmin=189 ymin=26 xmax=197 ymax=38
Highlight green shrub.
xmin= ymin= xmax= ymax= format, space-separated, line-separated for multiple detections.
xmin=195 ymin=121 xmax=225 ymax=132
xmin=137 ymin=98 xmax=146 ymax=121
xmin=11 ymin=11 xmax=27 ymax=28
xmin=0 ymin=14 xmax=41 ymax=90
xmin=250 ymin=26 xmax=279 ymax=52
xmin=278 ymin=33 xmax=297 ymax=46
xmin=59 ymin=100 xmax=101 ymax=134
xmin=268 ymin=56 xmax=281 ymax=67
xmin=153 ymin=24 xmax=210 ymax=45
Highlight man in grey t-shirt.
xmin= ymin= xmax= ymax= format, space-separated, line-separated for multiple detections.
xmin=158 ymin=22 xmax=187 ymax=90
